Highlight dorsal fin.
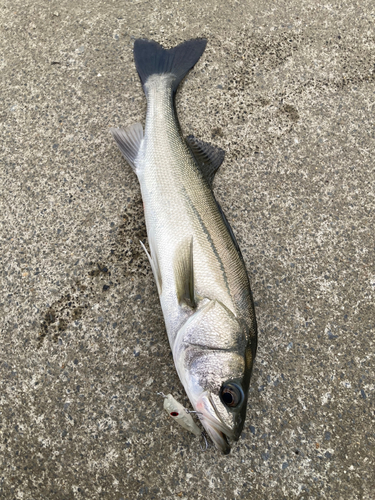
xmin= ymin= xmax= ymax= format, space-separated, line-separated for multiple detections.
xmin=216 ymin=201 xmax=241 ymax=256
xmin=186 ymin=135 xmax=225 ymax=188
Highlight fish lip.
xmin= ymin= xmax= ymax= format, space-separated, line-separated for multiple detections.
xmin=195 ymin=393 xmax=234 ymax=454
xmin=203 ymin=421 xmax=231 ymax=455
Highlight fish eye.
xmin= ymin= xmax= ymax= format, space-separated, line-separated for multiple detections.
xmin=220 ymin=383 xmax=243 ymax=408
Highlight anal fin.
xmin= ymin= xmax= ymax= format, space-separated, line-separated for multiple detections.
xmin=110 ymin=123 xmax=143 ymax=171
xmin=174 ymin=237 xmax=195 ymax=309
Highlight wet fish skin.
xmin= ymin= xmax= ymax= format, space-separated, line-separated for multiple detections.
xmin=111 ymin=38 xmax=257 ymax=454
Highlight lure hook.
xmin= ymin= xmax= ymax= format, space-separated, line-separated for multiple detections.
xmin=200 ymin=432 xmax=209 ymax=451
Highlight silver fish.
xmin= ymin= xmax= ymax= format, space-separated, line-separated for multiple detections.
xmin=111 ymin=38 xmax=257 ymax=454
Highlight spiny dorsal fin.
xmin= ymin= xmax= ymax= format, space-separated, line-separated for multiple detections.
xmin=110 ymin=123 xmax=143 ymax=171
xmin=186 ymin=135 xmax=225 ymax=188
xmin=216 ymin=201 xmax=242 ymax=256
xmin=174 ymin=237 xmax=195 ymax=309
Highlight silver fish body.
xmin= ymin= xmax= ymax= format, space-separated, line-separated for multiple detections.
xmin=111 ymin=39 xmax=257 ymax=454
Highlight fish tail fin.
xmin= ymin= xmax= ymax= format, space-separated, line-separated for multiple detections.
xmin=133 ymin=38 xmax=207 ymax=93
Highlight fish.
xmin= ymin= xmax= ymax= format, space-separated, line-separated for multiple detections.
xmin=111 ymin=38 xmax=257 ymax=454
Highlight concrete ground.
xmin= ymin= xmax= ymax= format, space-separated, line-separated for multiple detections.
xmin=1 ymin=0 xmax=374 ymax=498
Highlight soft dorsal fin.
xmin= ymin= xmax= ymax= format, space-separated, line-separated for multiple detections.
xmin=174 ymin=237 xmax=195 ymax=309
xmin=186 ymin=135 xmax=225 ymax=188
xmin=110 ymin=123 xmax=143 ymax=172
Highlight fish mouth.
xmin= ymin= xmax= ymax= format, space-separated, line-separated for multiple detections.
xmin=195 ymin=393 xmax=234 ymax=455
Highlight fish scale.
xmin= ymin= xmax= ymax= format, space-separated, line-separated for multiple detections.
xmin=140 ymin=76 xmax=240 ymax=337
xmin=144 ymin=78 xmax=243 ymax=322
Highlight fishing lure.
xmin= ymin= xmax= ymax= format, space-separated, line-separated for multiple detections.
xmin=161 ymin=393 xmax=201 ymax=437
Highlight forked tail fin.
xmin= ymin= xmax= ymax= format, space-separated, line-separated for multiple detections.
xmin=133 ymin=38 xmax=207 ymax=93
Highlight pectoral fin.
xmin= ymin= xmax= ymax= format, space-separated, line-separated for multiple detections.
xmin=174 ymin=237 xmax=196 ymax=309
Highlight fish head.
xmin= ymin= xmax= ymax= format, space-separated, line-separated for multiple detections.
xmin=173 ymin=299 xmax=254 ymax=454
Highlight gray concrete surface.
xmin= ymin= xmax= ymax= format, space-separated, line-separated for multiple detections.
xmin=1 ymin=0 xmax=374 ymax=498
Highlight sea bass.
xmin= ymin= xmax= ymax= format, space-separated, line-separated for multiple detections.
xmin=111 ymin=38 xmax=257 ymax=454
